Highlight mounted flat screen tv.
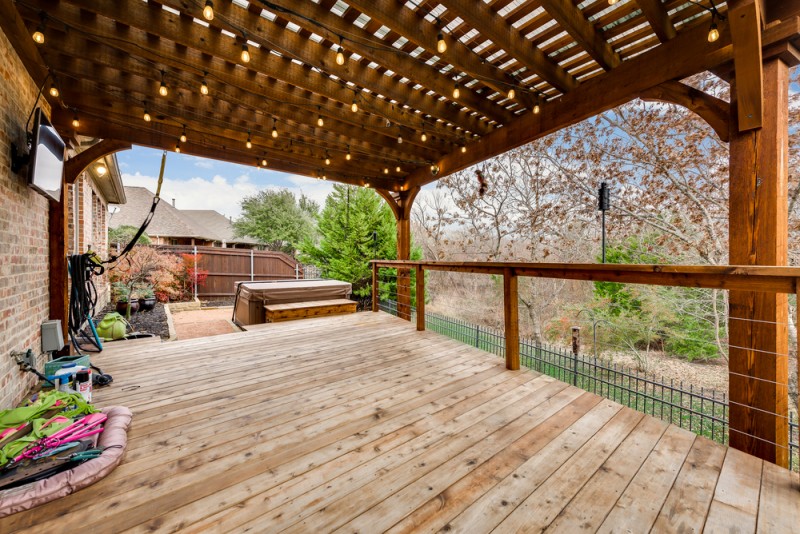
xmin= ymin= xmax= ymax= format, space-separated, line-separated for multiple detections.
xmin=27 ymin=108 xmax=65 ymax=202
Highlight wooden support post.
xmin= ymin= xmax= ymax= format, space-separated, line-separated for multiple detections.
xmin=728 ymin=56 xmax=792 ymax=466
xmin=48 ymin=181 xmax=70 ymax=352
xmin=415 ymin=265 xmax=425 ymax=331
xmin=396 ymin=215 xmax=411 ymax=322
xmin=371 ymin=262 xmax=378 ymax=313
xmin=503 ymin=267 xmax=520 ymax=370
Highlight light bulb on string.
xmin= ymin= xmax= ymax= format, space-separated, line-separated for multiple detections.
xmin=317 ymin=114 xmax=324 ymax=127
xmin=32 ymin=25 xmax=45 ymax=44
xmin=143 ymin=107 xmax=151 ymax=122
xmin=453 ymin=84 xmax=460 ymax=99
xmin=180 ymin=126 xmax=187 ymax=143
xmin=159 ymin=81 xmax=168 ymax=97
xmin=49 ymin=83 xmax=59 ymax=98
xmin=351 ymin=98 xmax=358 ymax=113
xmin=175 ymin=142 xmax=181 ymax=153
xmin=246 ymin=131 xmax=252 ymax=149
xmin=396 ymin=166 xmax=401 ymax=172
xmin=200 ymin=73 xmax=209 ymax=95
xmin=261 ymin=157 xmax=268 ymax=167
xmin=708 ymin=21 xmax=720 ymax=43
xmin=507 ymin=88 xmax=515 ymax=100
xmin=384 ymin=168 xmax=389 ymax=174
xmin=241 ymin=43 xmax=250 ymax=63
xmin=461 ymin=145 xmax=466 ymax=153
xmin=72 ymin=114 xmax=80 ymax=128
xmin=325 ymin=153 xmax=331 ymax=165
xmin=421 ymin=130 xmax=427 ymax=142
xmin=437 ymin=32 xmax=446 ymax=54
xmin=346 ymin=147 xmax=352 ymax=161
xmin=203 ymin=0 xmax=214 ymax=21
xmin=397 ymin=134 xmax=403 ymax=144
xmin=336 ymin=45 xmax=345 ymax=66
xmin=272 ymin=123 xmax=278 ymax=138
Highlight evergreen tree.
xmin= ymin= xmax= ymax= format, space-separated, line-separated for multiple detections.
xmin=233 ymin=189 xmax=318 ymax=253
xmin=300 ymin=184 xmax=419 ymax=299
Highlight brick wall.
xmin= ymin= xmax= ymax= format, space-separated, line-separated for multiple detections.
xmin=0 ymin=27 xmax=54 ymax=409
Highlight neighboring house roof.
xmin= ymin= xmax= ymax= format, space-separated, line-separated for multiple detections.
xmin=180 ymin=210 xmax=259 ymax=245
xmin=109 ymin=187 xmax=257 ymax=245
xmin=74 ymin=136 xmax=126 ymax=204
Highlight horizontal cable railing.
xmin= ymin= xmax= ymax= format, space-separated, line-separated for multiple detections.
xmin=372 ymin=260 xmax=800 ymax=471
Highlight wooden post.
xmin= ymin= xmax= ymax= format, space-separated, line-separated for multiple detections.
xmin=396 ymin=215 xmax=411 ymax=321
xmin=503 ymin=267 xmax=519 ymax=370
xmin=48 ymin=181 xmax=70 ymax=352
xmin=571 ymin=326 xmax=581 ymax=386
xmin=728 ymin=56 xmax=792 ymax=466
xmin=415 ymin=264 xmax=425 ymax=331
xmin=371 ymin=262 xmax=378 ymax=312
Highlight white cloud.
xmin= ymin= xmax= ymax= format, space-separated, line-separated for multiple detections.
xmin=284 ymin=174 xmax=336 ymax=207
xmin=193 ymin=159 xmax=215 ymax=169
xmin=121 ymin=171 xmax=259 ymax=218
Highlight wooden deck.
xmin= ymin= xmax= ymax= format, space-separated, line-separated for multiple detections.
xmin=2 ymin=312 xmax=797 ymax=533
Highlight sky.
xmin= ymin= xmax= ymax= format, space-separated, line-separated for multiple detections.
xmin=115 ymin=146 xmax=336 ymax=218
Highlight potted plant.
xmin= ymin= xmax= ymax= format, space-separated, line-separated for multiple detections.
xmin=113 ymin=282 xmax=139 ymax=317
xmin=137 ymin=284 xmax=157 ymax=312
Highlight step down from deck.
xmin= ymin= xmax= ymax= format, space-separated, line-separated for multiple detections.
xmin=264 ymin=299 xmax=357 ymax=322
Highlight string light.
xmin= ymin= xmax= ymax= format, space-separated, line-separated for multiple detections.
xmin=421 ymin=130 xmax=427 ymax=142
xmin=364 ymin=182 xmax=370 ymax=188
xmin=180 ymin=125 xmax=187 ymax=143
xmin=336 ymin=46 xmax=345 ymax=66
xmin=49 ymin=82 xmax=59 ymax=98
xmin=325 ymin=152 xmax=331 ymax=165
xmin=272 ymin=120 xmax=278 ymax=138
xmin=261 ymin=157 xmax=268 ymax=167
xmin=346 ymin=147 xmax=352 ymax=160
xmin=241 ymin=43 xmax=251 ymax=63
xmin=32 ymin=19 xmax=45 ymax=44
xmin=708 ymin=18 xmax=720 ymax=42
xmin=397 ymin=134 xmax=403 ymax=144
xmin=461 ymin=145 xmax=466 ymax=153
xmin=396 ymin=166 xmax=401 ymax=172
xmin=175 ymin=142 xmax=181 ymax=153
xmin=453 ymin=84 xmax=460 ymax=99
xmin=159 ymin=71 xmax=168 ymax=97
xmin=143 ymin=102 xmax=151 ymax=122
xmin=317 ymin=111 xmax=324 ymax=127
xmin=384 ymin=168 xmax=389 ymax=174
xmin=507 ymin=88 xmax=515 ymax=100
xmin=203 ymin=0 xmax=214 ymax=21
xmin=72 ymin=114 xmax=80 ymax=128
xmin=246 ymin=131 xmax=252 ymax=149
xmin=351 ymin=98 xmax=358 ymax=113
xmin=437 ymin=32 xmax=446 ymax=54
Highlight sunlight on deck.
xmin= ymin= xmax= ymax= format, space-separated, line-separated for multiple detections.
xmin=1 ymin=312 xmax=797 ymax=533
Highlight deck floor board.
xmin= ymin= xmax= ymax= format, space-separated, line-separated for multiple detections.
xmin=1 ymin=312 xmax=797 ymax=533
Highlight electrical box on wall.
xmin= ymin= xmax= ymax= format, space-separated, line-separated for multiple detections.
xmin=41 ymin=320 xmax=65 ymax=353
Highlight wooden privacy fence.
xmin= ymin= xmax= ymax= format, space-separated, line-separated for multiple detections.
xmin=155 ymin=245 xmax=302 ymax=298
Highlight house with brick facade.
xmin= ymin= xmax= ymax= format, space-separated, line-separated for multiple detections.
xmin=109 ymin=186 xmax=259 ymax=249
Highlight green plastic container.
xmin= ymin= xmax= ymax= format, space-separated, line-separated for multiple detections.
xmin=44 ymin=355 xmax=91 ymax=379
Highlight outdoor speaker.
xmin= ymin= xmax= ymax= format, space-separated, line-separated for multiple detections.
xmin=41 ymin=320 xmax=65 ymax=353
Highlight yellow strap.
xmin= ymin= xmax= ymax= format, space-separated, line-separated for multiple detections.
xmin=155 ymin=150 xmax=167 ymax=197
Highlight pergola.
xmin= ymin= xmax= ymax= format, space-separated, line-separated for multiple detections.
xmin=2 ymin=0 xmax=799 ymax=467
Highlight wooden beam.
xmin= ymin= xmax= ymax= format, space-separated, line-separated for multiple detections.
xmin=538 ymin=0 xmax=621 ymax=70
xmin=344 ymin=0 xmax=538 ymax=112
xmin=35 ymin=0 xmax=485 ymax=139
xmin=0 ymin=0 xmax=48 ymax=85
xmin=53 ymin=111 xmax=401 ymax=191
xmin=503 ymin=267 xmax=520 ymax=370
xmin=729 ymin=0 xmax=765 ymax=131
xmin=64 ymin=139 xmax=131 ymax=184
xmin=406 ymin=15 xmax=800 ymax=189
xmin=54 ymin=0 xmax=487 ymax=136
xmin=370 ymin=261 xmax=800 ymax=295
xmin=197 ymin=0 xmax=516 ymax=126
xmin=639 ymin=81 xmax=731 ymax=141
xmin=634 ymin=0 xmax=677 ymax=42
xmin=436 ymin=0 xmax=578 ymax=93
xmin=372 ymin=263 xmax=378 ymax=313
xmin=728 ymin=56 xmax=790 ymax=466
xmin=25 ymin=24 xmax=458 ymax=154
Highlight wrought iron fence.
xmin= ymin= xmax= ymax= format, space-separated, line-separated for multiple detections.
xmin=379 ymin=299 xmax=799 ymax=471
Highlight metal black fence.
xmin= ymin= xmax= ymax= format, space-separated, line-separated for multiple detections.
xmin=379 ymin=300 xmax=799 ymax=471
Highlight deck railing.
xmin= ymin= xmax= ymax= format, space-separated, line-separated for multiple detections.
xmin=371 ymin=260 xmax=800 ymax=469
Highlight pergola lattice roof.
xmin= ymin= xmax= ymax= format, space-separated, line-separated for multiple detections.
xmin=3 ymin=1 xmax=798 ymax=192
